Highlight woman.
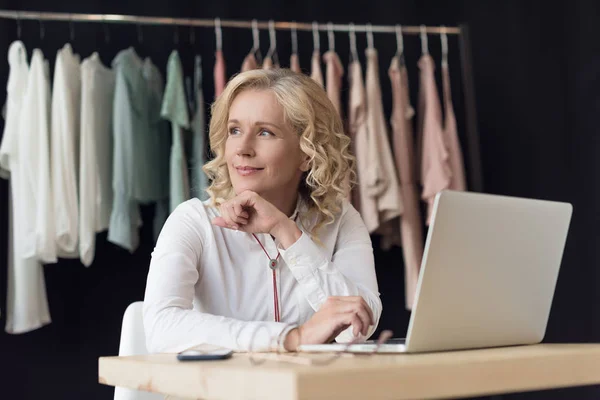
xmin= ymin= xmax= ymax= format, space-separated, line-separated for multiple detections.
xmin=143 ymin=68 xmax=382 ymax=353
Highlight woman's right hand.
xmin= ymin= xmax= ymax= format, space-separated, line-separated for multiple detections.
xmin=284 ymin=296 xmax=374 ymax=351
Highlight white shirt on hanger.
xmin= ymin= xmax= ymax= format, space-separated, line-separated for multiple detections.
xmin=143 ymin=198 xmax=382 ymax=353
xmin=79 ymin=52 xmax=116 ymax=267
xmin=51 ymin=43 xmax=82 ymax=258
xmin=0 ymin=42 xmax=52 ymax=333
xmin=18 ymin=48 xmax=56 ymax=263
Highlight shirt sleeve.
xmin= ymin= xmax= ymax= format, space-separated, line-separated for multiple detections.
xmin=143 ymin=201 xmax=296 ymax=354
xmin=278 ymin=204 xmax=383 ymax=343
xmin=79 ymin=65 xmax=96 ymax=266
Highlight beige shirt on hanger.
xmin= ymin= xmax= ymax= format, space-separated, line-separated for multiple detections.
xmin=324 ymin=50 xmax=344 ymax=116
xmin=389 ymin=56 xmax=423 ymax=310
xmin=364 ymin=48 xmax=403 ymax=234
xmin=310 ymin=50 xmax=324 ymax=87
xmin=262 ymin=56 xmax=279 ymax=70
xmin=442 ymin=62 xmax=467 ymax=191
xmin=418 ymin=54 xmax=451 ymax=225
xmin=347 ymin=60 xmax=375 ymax=222
xmin=290 ymin=54 xmax=301 ymax=73
xmin=241 ymin=52 xmax=258 ymax=72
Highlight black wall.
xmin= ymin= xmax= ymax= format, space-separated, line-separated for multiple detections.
xmin=0 ymin=1 xmax=599 ymax=399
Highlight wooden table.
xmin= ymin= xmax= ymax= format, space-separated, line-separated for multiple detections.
xmin=99 ymin=344 xmax=600 ymax=400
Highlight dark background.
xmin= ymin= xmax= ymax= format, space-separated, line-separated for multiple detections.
xmin=0 ymin=0 xmax=599 ymax=399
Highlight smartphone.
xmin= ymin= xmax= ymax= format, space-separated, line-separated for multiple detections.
xmin=177 ymin=348 xmax=233 ymax=361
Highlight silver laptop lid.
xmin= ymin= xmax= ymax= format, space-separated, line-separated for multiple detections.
xmin=405 ymin=190 xmax=572 ymax=353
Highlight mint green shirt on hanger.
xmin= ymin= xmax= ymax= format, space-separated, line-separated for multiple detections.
xmin=161 ymin=50 xmax=191 ymax=213
xmin=109 ymin=47 xmax=170 ymax=252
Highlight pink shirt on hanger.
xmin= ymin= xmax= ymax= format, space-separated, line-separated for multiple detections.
xmin=418 ymin=54 xmax=451 ymax=225
xmin=442 ymin=63 xmax=467 ymax=191
xmin=364 ymin=48 xmax=403 ymax=233
xmin=262 ymin=56 xmax=279 ymax=70
xmin=290 ymin=54 xmax=301 ymax=73
xmin=214 ymin=50 xmax=226 ymax=98
xmin=389 ymin=56 xmax=423 ymax=310
xmin=310 ymin=51 xmax=324 ymax=87
xmin=347 ymin=60 xmax=373 ymax=225
xmin=324 ymin=50 xmax=344 ymax=116
xmin=241 ymin=53 xmax=258 ymax=72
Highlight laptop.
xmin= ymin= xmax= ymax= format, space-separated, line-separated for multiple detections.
xmin=297 ymin=190 xmax=573 ymax=354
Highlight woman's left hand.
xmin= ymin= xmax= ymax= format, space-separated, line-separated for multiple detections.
xmin=211 ymin=190 xmax=286 ymax=235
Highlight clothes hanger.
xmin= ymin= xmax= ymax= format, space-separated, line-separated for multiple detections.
xmin=440 ymin=25 xmax=448 ymax=67
xmin=137 ymin=23 xmax=143 ymax=45
xmin=250 ymin=19 xmax=262 ymax=64
xmin=366 ymin=23 xmax=374 ymax=49
xmin=103 ymin=16 xmax=110 ymax=44
xmin=173 ymin=22 xmax=180 ymax=48
xmin=312 ymin=21 xmax=320 ymax=54
xmin=265 ymin=19 xmax=279 ymax=66
xmin=189 ymin=25 xmax=195 ymax=46
xmin=395 ymin=24 xmax=405 ymax=66
xmin=39 ymin=18 xmax=45 ymax=42
xmin=420 ymin=24 xmax=429 ymax=55
xmin=291 ymin=21 xmax=298 ymax=56
xmin=16 ymin=12 xmax=21 ymax=39
xmin=215 ymin=17 xmax=222 ymax=53
xmin=327 ymin=22 xmax=335 ymax=53
xmin=348 ymin=23 xmax=358 ymax=63
xmin=69 ymin=14 xmax=75 ymax=44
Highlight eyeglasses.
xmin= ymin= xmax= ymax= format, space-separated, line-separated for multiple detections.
xmin=246 ymin=323 xmax=394 ymax=366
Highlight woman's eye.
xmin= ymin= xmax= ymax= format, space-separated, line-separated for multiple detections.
xmin=259 ymin=130 xmax=273 ymax=137
xmin=228 ymin=127 xmax=241 ymax=135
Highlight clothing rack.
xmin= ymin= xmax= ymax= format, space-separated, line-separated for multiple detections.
xmin=0 ymin=9 xmax=483 ymax=191
xmin=0 ymin=10 xmax=459 ymax=34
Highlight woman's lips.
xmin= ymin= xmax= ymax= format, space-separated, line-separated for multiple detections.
xmin=235 ymin=166 xmax=264 ymax=176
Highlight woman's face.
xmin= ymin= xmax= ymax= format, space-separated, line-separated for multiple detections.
xmin=225 ymin=89 xmax=308 ymax=200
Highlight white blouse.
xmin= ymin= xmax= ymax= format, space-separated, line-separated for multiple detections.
xmin=143 ymin=197 xmax=382 ymax=353
xmin=78 ymin=53 xmax=115 ymax=267
xmin=51 ymin=44 xmax=82 ymax=258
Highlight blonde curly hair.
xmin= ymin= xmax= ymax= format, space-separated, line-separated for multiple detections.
xmin=203 ymin=68 xmax=356 ymax=240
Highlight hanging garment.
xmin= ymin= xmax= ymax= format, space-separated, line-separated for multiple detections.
xmin=310 ymin=50 xmax=324 ymax=87
xmin=364 ymin=48 xmax=403 ymax=233
xmin=347 ymin=60 xmax=372 ymax=219
xmin=442 ymin=62 xmax=467 ymax=191
xmin=290 ymin=54 xmax=301 ymax=73
xmin=190 ymin=55 xmax=209 ymax=201
xmin=109 ymin=48 xmax=170 ymax=252
xmin=51 ymin=43 xmax=81 ymax=259
xmin=79 ymin=52 xmax=115 ymax=267
xmin=262 ymin=56 xmax=279 ymax=70
xmin=323 ymin=50 xmax=344 ymax=116
xmin=417 ymin=54 xmax=451 ymax=225
xmin=0 ymin=42 xmax=52 ymax=333
xmin=241 ymin=52 xmax=258 ymax=72
xmin=214 ymin=50 xmax=226 ymax=98
xmin=389 ymin=56 xmax=423 ymax=310
xmin=162 ymin=50 xmax=191 ymax=212
xmin=17 ymin=48 xmax=56 ymax=263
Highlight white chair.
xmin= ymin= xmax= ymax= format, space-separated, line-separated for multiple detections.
xmin=114 ymin=301 xmax=164 ymax=400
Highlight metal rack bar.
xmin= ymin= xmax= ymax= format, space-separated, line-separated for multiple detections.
xmin=0 ymin=10 xmax=460 ymax=35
